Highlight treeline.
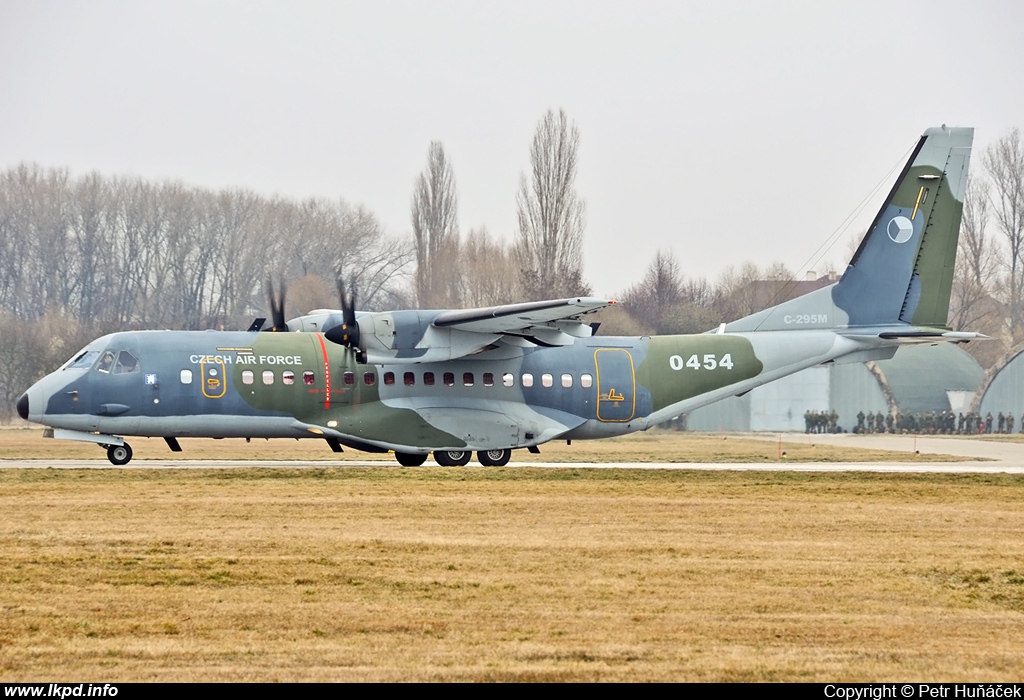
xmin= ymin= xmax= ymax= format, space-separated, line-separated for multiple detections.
xmin=0 ymin=164 xmax=411 ymax=331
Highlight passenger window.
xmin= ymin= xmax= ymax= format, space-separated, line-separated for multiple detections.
xmin=303 ymin=371 xmax=315 ymax=385
xmin=463 ymin=372 xmax=474 ymax=386
xmin=283 ymin=371 xmax=295 ymax=385
xmin=483 ymin=372 xmax=494 ymax=387
xmin=263 ymin=370 xmax=274 ymax=385
xmin=542 ymin=373 xmax=553 ymax=387
xmin=114 ymin=351 xmax=140 ymax=374
xmin=522 ymin=373 xmax=533 ymax=388
xmin=404 ymin=372 xmax=415 ymax=386
xmin=384 ymin=372 xmax=395 ymax=386
xmin=180 ymin=369 xmax=193 ymax=385
xmin=561 ymin=374 xmax=573 ymax=388
xmin=581 ymin=374 xmax=593 ymax=388
xmin=241 ymin=370 xmax=253 ymax=385
xmin=363 ymin=372 xmax=375 ymax=386
xmin=503 ymin=372 xmax=514 ymax=387
xmin=344 ymin=371 xmax=355 ymax=386
xmin=423 ymin=372 xmax=435 ymax=386
xmin=443 ymin=372 xmax=455 ymax=387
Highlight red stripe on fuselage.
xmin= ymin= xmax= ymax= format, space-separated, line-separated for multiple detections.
xmin=315 ymin=333 xmax=331 ymax=409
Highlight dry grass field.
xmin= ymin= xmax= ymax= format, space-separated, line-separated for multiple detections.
xmin=2 ymin=460 xmax=1023 ymax=681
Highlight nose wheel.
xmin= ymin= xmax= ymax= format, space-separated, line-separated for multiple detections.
xmin=106 ymin=443 xmax=133 ymax=465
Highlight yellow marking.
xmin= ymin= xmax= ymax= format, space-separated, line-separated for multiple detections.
xmin=911 ymin=186 xmax=925 ymax=220
xmin=200 ymin=358 xmax=227 ymax=399
xmin=593 ymin=348 xmax=636 ymax=422
xmin=216 ymin=347 xmax=253 ymax=352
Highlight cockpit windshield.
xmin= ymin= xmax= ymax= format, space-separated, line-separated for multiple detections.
xmin=65 ymin=350 xmax=100 ymax=370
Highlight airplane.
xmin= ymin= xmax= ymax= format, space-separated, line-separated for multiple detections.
xmin=16 ymin=126 xmax=978 ymax=467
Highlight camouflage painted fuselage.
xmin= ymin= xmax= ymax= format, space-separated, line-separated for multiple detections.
xmin=24 ymin=325 xmax=886 ymax=454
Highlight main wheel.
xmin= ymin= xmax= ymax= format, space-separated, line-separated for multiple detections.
xmin=434 ymin=450 xmax=471 ymax=466
xmin=106 ymin=443 xmax=133 ymax=466
xmin=477 ymin=449 xmax=511 ymax=466
xmin=395 ymin=452 xmax=428 ymax=467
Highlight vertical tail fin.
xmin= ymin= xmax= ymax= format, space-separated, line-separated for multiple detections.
xmin=833 ymin=126 xmax=973 ymax=328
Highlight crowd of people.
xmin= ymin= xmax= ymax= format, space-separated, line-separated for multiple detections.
xmin=804 ymin=409 xmax=1021 ymax=434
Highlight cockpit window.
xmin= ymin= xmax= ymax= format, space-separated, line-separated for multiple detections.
xmin=96 ymin=351 xmax=116 ymax=373
xmin=113 ymin=351 xmax=139 ymax=374
xmin=65 ymin=350 xmax=100 ymax=370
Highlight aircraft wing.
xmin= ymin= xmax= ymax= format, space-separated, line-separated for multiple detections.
xmin=432 ymin=297 xmax=614 ymax=339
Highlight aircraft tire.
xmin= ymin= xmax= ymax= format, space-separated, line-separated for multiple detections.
xmin=434 ymin=450 xmax=471 ymax=467
xmin=106 ymin=443 xmax=133 ymax=466
xmin=395 ymin=452 xmax=428 ymax=467
xmin=477 ymin=449 xmax=511 ymax=467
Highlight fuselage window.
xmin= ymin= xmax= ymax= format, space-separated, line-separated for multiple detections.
xmin=180 ymin=369 xmax=194 ymax=385
xmin=561 ymin=373 xmax=573 ymax=388
xmin=384 ymin=371 xmax=395 ymax=386
xmin=522 ymin=373 xmax=534 ymax=388
xmin=241 ymin=370 xmax=253 ymax=385
xmin=404 ymin=371 xmax=415 ymax=386
xmin=443 ymin=372 xmax=455 ymax=387
xmin=263 ymin=370 xmax=274 ymax=385
xmin=542 ymin=373 xmax=553 ymax=387
xmin=463 ymin=372 xmax=474 ymax=386
xmin=363 ymin=372 xmax=375 ymax=386
xmin=283 ymin=370 xmax=295 ymax=385
xmin=344 ymin=371 xmax=355 ymax=386
xmin=423 ymin=372 xmax=435 ymax=386
xmin=303 ymin=371 xmax=315 ymax=385
xmin=483 ymin=372 xmax=494 ymax=387
xmin=581 ymin=373 xmax=593 ymax=388
xmin=114 ymin=351 xmax=140 ymax=374
xmin=502 ymin=372 xmax=514 ymax=387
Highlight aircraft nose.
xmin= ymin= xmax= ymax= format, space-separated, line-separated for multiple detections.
xmin=16 ymin=392 xmax=29 ymax=421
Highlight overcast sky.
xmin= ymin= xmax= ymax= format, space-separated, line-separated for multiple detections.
xmin=2 ymin=1 xmax=1022 ymax=299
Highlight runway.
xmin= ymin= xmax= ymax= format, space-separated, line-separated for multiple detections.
xmin=3 ymin=433 xmax=1024 ymax=472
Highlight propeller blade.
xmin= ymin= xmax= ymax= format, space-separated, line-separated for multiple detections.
xmin=325 ymin=277 xmax=361 ymax=349
xmin=265 ymin=278 xmax=288 ymax=332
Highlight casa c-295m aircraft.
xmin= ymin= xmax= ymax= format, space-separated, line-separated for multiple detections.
xmin=17 ymin=126 xmax=978 ymax=466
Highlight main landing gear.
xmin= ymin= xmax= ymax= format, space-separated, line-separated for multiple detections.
xmin=105 ymin=443 xmax=133 ymax=465
xmin=391 ymin=448 xmax=514 ymax=467
xmin=476 ymin=449 xmax=511 ymax=466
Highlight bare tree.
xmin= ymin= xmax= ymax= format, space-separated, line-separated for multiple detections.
xmin=622 ymin=250 xmax=683 ymax=332
xmin=950 ymin=175 xmax=999 ymax=332
xmin=984 ymin=128 xmax=1024 ymax=340
xmin=460 ymin=226 xmax=520 ymax=307
xmin=411 ymin=142 xmax=460 ymax=307
xmin=515 ymin=109 xmax=589 ymax=300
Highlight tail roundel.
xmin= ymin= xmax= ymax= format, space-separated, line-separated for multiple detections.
xmin=726 ymin=126 xmax=973 ymax=334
